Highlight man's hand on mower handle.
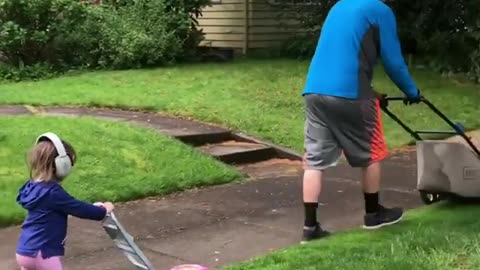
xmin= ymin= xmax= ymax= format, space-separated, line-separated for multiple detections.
xmin=373 ymin=90 xmax=389 ymax=108
xmin=373 ymin=89 xmax=422 ymax=108
xmin=378 ymin=93 xmax=389 ymax=108
xmin=403 ymin=89 xmax=422 ymax=105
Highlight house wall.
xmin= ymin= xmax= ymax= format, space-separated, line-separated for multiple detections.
xmin=247 ymin=0 xmax=300 ymax=49
xmin=197 ymin=0 xmax=247 ymax=51
xmin=197 ymin=0 xmax=300 ymax=53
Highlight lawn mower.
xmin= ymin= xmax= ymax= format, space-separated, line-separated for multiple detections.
xmin=380 ymin=95 xmax=480 ymax=205
xmin=102 ymin=213 xmax=209 ymax=270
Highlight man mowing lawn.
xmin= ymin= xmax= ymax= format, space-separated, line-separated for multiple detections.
xmin=301 ymin=0 xmax=422 ymax=242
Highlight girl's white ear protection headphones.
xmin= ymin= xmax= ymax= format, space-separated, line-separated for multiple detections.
xmin=35 ymin=132 xmax=73 ymax=178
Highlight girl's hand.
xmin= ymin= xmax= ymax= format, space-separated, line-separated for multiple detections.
xmin=102 ymin=202 xmax=114 ymax=214
xmin=94 ymin=202 xmax=114 ymax=214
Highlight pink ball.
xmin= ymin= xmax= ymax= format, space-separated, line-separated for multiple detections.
xmin=169 ymin=264 xmax=209 ymax=270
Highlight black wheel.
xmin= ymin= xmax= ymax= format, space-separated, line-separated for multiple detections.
xmin=419 ymin=191 xmax=444 ymax=205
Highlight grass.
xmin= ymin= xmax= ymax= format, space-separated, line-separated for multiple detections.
xmin=1 ymin=59 xmax=480 ymax=268
xmin=225 ymin=202 xmax=480 ymax=270
xmin=0 ymin=59 xmax=479 ymax=152
xmin=0 ymin=116 xmax=241 ymax=227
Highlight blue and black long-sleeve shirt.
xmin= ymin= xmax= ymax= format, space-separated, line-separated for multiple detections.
xmin=302 ymin=0 xmax=418 ymax=99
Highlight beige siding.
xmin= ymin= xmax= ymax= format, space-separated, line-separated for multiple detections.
xmin=197 ymin=0 xmax=302 ymax=51
xmin=198 ymin=0 xmax=246 ymax=49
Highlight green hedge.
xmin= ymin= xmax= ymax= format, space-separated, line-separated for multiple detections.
xmin=275 ymin=0 xmax=480 ymax=82
xmin=0 ymin=0 xmax=209 ymax=81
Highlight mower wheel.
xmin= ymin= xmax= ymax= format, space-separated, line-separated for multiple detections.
xmin=419 ymin=191 xmax=444 ymax=205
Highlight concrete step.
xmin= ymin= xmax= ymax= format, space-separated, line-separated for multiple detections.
xmin=237 ymin=158 xmax=303 ymax=179
xmin=175 ymin=131 xmax=233 ymax=146
xmin=197 ymin=140 xmax=277 ymax=165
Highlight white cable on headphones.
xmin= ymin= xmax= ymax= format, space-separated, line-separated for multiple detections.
xmin=36 ymin=132 xmax=73 ymax=178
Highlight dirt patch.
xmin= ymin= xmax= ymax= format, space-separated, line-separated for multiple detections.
xmin=0 ymin=105 xmax=31 ymax=115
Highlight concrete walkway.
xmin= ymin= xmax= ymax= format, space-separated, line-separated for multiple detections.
xmin=0 ymin=105 xmax=423 ymax=270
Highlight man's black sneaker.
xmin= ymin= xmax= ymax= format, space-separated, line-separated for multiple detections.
xmin=363 ymin=205 xmax=404 ymax=230
xmin=301 ymin=223 xmax=331 ymax=244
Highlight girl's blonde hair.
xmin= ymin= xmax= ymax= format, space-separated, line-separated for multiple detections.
xmin=27 ymin=139 xmax=77 ymax=182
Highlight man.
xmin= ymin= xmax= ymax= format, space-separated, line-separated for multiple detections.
xmin=301 ymin=0 xmax=421 ymax=243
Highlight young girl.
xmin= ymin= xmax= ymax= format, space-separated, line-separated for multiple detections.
xmin=15 ymin=132 xmax=114 ymax=270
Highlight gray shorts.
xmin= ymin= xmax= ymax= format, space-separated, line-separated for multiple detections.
xmin=303 ymin=94 xmax=388 ymax=169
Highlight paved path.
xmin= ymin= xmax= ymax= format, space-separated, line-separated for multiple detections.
xmin=0 ymin=105 xmax=423 ymax=270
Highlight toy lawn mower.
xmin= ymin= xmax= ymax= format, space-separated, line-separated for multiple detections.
xmin=380 ymin=95 xmax=480 ymax=205
xmin=102 ymin=213 xmax=209 ymax=270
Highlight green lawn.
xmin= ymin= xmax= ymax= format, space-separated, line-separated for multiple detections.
xmin=2 ymin=59 xmax=480 ymax=268
xmin=226 ymin=202 xmax=480 ymax=270
xmin=0 ymin=116 xmax=241 ymax=227
xmin=1 ymin=59 xmax=479 ymax=152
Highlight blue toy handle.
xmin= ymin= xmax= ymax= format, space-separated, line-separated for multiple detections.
xmin=380 ymin=95 xmax=480 ymax=157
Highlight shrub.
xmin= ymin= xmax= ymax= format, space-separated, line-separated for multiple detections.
xmin=275 ymin=0 xmax=480 ymax=82
xmin=0 ymin=0 xmax=209 ymax=80
xmin=0 ymin=63 xmax=58 ymax=82
xmin=101 ymin=0 xmax=133 ymax=8
xmin=87 ymin=0 xmax=201 ymax=69
xmin=467 ymin=26 xmax=480 ymax=83
xmin=281 ymin=33 xmax=318 ymax=59
xmin=273 ymin=0 xmax=335 ymax=59
xmin=90 ymin=0 xmax=210 ymax=67
xmin=0 ymin=0 xmax=91 ymax=68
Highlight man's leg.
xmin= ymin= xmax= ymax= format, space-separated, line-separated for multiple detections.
xmin=361 ymin=161 xmax=403 ymax=229
xmin=338 ymin=98 xmax=403 ymax=229
xmin=362 ymin=161 xmax=381 ymax=214
xmin=303 ymin=169 xmax=322 ymax=229
xmin=301 ymin=94 xmax=342 ymax=243
xmin=360 ymin=152 xmax=404 ymax=229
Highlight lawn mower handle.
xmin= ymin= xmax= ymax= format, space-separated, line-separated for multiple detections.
xmin=380 ymin=95 xmax=480 ymax=157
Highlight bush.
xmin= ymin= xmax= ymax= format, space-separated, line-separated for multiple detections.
xmin=281 ymin=33 xmax=318 ymax=59
xmin=101 ymin=0 xmax=132 ymax=8
xmin=273 ymin=0 xmax=335 ymax=59
xmin=275 ymin=0 xmax=480 ymax=82
xmin=0 ymin=0 xmax=209 ymax=80
xmin=83 ymin=4 xmax=180 ymax=69
xmin=0 ymin=63 xmax=58 ymax=82
xmin=86 ymin=0 xmax=207 ymax=69
xmin=0 ymin=0 xmax=91 ymax=68
xmin=467 ymin=28 xmax=480 ymax=83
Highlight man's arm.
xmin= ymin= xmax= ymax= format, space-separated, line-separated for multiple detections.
xmin=50 ymin=186 xmax=107 ymax=221
xmin=378 ymin=6 xmax=419 ymax=97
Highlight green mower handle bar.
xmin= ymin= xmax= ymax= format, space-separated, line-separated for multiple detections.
xmin=380 ymin=96 xmax=480 ymax=157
